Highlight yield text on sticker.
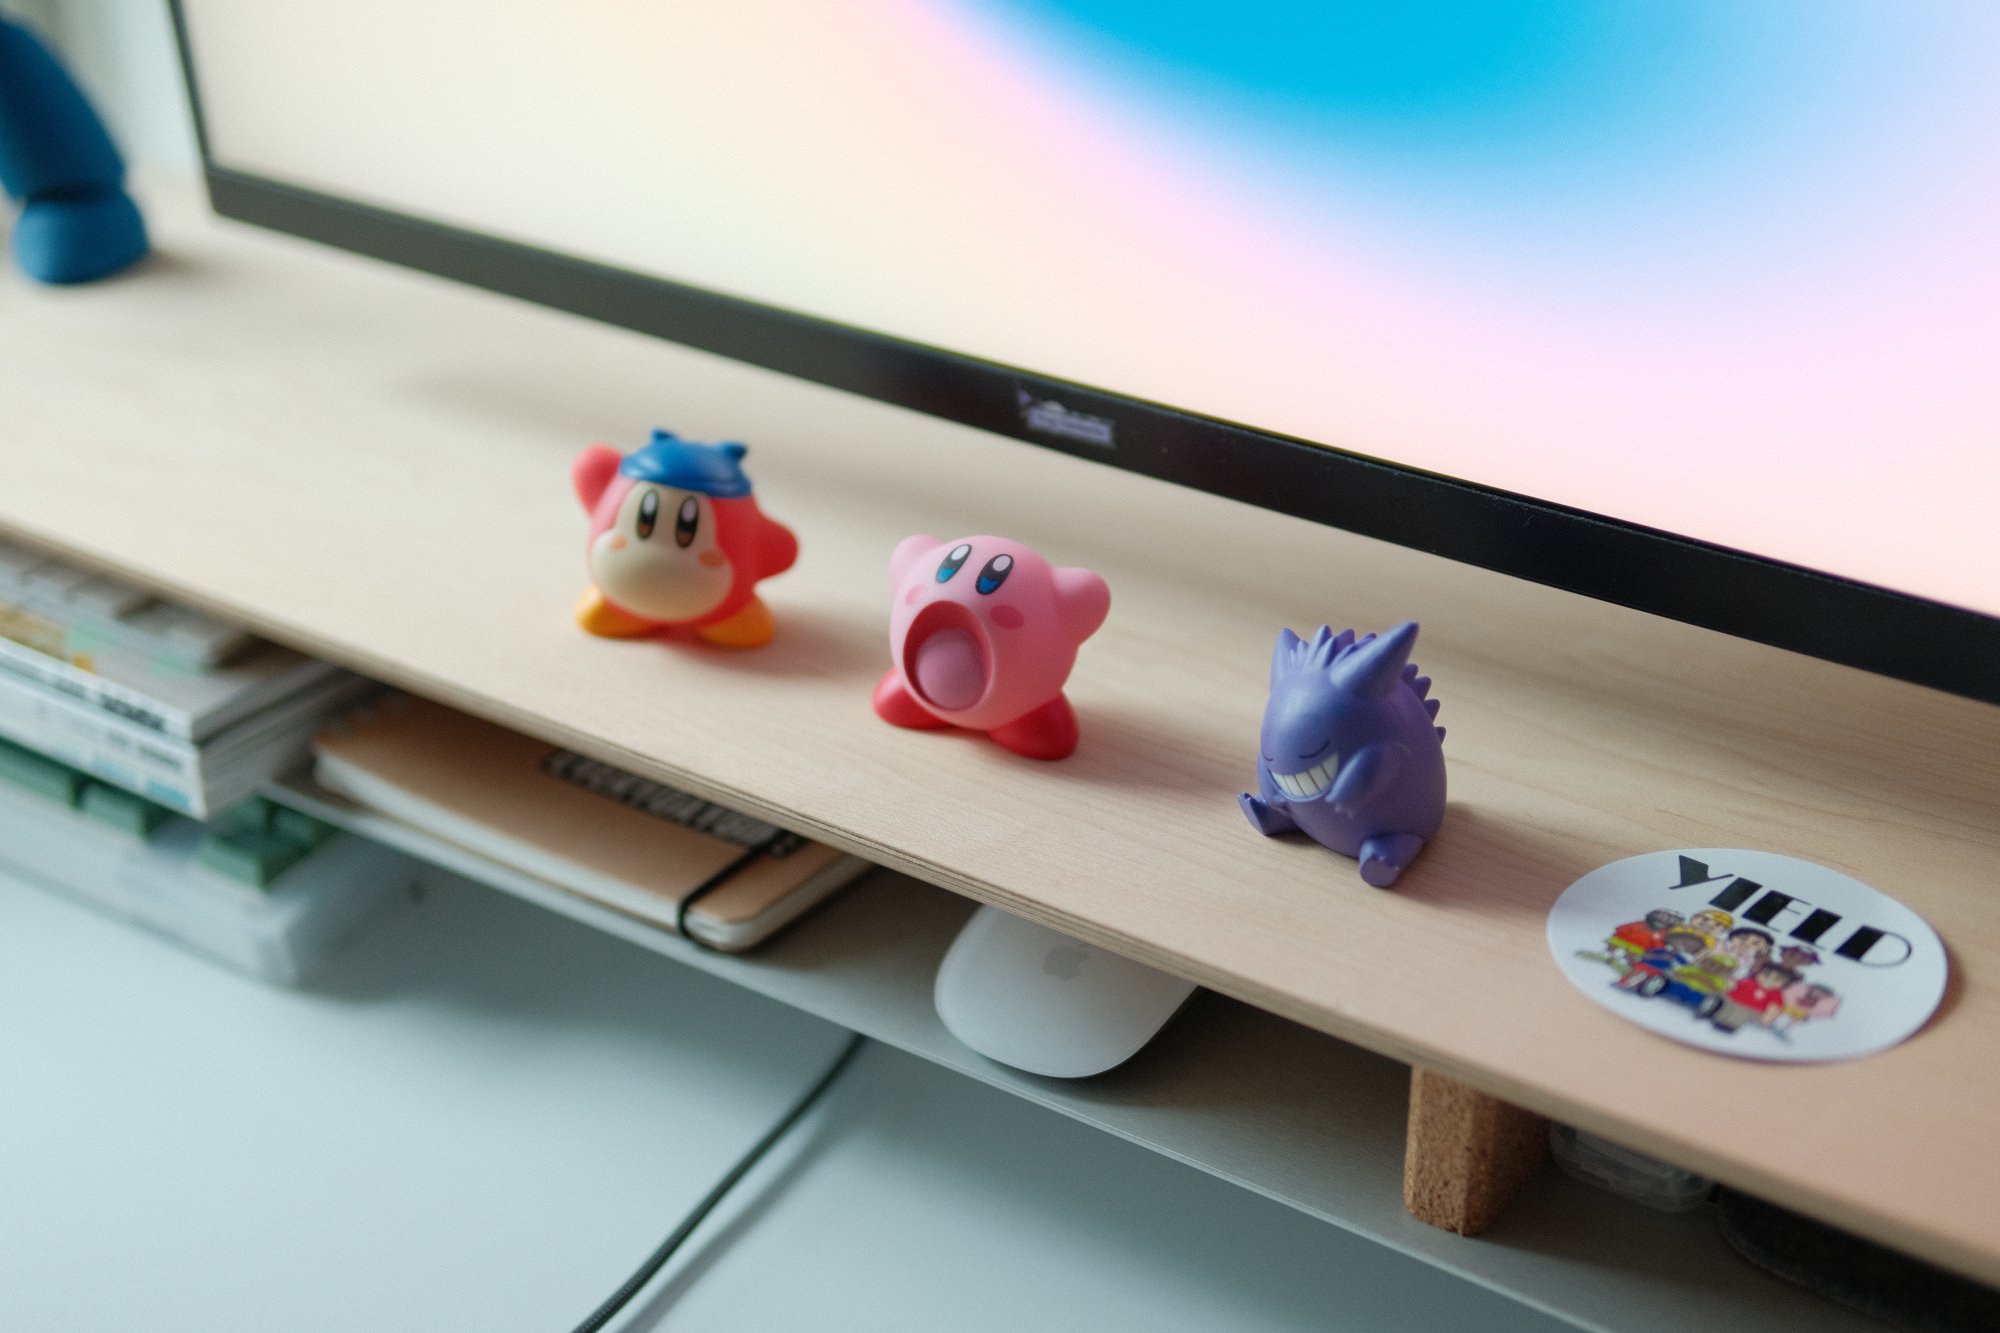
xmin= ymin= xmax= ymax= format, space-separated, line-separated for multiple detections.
xmin=1669 ymin=856 xmax=1912 ymax=968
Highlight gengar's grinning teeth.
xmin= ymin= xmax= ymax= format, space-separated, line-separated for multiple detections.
xmin=1273 ymin=754 xmax=1338 ymax=800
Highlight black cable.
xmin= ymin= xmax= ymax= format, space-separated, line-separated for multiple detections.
xmin=567 ymin=1032 xmax=868 ymax=1333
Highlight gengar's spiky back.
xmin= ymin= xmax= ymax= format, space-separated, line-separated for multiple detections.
xmin=1270 ymin=624 xmax=1443 ymax=741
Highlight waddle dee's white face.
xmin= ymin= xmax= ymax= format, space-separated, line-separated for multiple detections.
xmin=589 ymin=483 xmax=734 ymax=621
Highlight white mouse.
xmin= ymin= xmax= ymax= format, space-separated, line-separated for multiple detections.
xmin=934 ymin=905 xmax=1198 ymax=1079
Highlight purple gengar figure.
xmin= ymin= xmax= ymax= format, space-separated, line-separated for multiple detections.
xmin=1239 ymin=622 xmax=1446 ymax=888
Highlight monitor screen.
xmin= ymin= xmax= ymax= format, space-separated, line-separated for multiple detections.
xmin=172 ymin=1 xmax=2000 ymax=700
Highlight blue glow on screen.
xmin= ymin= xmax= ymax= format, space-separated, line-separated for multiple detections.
xmin=991 ymin=1 xmax=1678 ymax=140
xmin=971 ymin=0 xmax=1893 ymax=253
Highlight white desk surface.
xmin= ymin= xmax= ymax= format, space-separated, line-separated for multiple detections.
xmin=0 ymin=871 xmax=1565 ymax=1333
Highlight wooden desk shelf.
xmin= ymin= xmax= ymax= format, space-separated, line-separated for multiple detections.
xmin=4 ymin=184 xmax=1998 ymax=1296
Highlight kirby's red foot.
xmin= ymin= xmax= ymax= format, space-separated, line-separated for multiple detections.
xmin=873 ymin=670 xmax=951 ymax=729
xmin=986 ymin=694 xmax=1079 ymax=761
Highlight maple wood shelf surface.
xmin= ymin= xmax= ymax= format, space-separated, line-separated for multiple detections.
xmin=4 ymin=186 xmax=1998 ymax=1286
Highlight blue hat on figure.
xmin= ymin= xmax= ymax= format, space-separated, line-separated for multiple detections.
xmin=617 ymin=430 xmax=755 ymax=498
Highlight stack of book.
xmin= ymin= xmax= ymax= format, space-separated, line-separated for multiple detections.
xmin=0 ymin=539 xmax=370 ymax=818
xmin=0 ymin=742 xmax=415 ymax=985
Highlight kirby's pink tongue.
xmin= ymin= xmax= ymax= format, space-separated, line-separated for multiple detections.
xmin=913 ymin=628 xmax=984 ymax=710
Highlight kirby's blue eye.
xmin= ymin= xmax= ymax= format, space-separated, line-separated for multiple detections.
xmin=975 ymin=554 xmax=1013 ymax=595
xmin=937 ymin=543 xmax=972 ymax=582
xmin=636 ymin=489 xmax=659 ymax=540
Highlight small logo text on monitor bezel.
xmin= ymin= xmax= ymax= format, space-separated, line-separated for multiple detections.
xmin=1017 ymin=388 xmax=1115 ymax=448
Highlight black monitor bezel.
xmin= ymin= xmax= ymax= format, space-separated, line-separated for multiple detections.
xmin=167 ymin=4 xmax=1999 ymax=707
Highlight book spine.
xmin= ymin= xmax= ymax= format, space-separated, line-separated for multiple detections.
xmin=0 ymin=633 xmax=196 ymax=738
xmin=0 ymin=668 xmax=204 ymax=814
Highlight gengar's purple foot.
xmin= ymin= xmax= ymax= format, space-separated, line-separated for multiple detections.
xmin=1358 ymin=833 xmax=1425 ymax=888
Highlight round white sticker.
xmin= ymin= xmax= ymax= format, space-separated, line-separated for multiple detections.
xmin=1548 ymin=850 xmax=1947 ymax=1063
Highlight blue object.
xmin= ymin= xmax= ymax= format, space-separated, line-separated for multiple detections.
xmin=1240 ymin=622 xmax=1448 ymax=888
xmin=617 ymin=430 xmax=754 ymax=497
xmin=0 ymin=17 xmax=148 ymax=284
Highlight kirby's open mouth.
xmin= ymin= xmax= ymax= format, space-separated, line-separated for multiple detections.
xmin=904 ymin=601 xmax=990 ymax=712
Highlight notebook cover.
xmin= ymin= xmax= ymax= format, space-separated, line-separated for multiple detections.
xmin=311 ymin=695 xmax=850 ymax=939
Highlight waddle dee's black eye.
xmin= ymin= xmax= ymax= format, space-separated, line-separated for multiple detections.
xmin=975 ymin=553 xmax=1013 ymax=594
xmin=636 ymin=489 xmax=659 ymax=540
xmin=675 ymin=495 xmax=700 ymax=548
xmin=936 ymin=543 xmax=972 ymax=582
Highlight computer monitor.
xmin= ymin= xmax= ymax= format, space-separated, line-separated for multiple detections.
xmin=169 ymin=1 xmax=2000 ymax=703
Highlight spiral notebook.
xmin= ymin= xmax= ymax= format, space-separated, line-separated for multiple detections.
xmin=310 ymin=695 xmax=868 ymax=951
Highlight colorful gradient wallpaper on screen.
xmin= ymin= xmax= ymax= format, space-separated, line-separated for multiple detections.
xmin=190 ymin=1 xmax=2000 ymax=616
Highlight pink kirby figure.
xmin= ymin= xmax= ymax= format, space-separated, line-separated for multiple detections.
xmin=572 ymin=430 xmax=798 ymax=649
xmin=873 ymin=535 xmax=1110 ymax=760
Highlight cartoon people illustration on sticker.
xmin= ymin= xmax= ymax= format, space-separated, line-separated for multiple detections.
xmin=1775 ymin=981 xmax=1841 ymax=1032
xmin=1723 ymin=927 xmax=1774 ymax=979
xmin=1688 ymin=909 xmax=1735 ymax=938
xmin=1549 ymin=850 xmax=1945 ymax=1064
xmin=1578 ymin=905 xmax=1843 ymax=1042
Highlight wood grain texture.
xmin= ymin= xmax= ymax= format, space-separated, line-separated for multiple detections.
xmin=4 ymin=185 xmax=1999 ymax=1283
xmin=1404 ymin=1068 xmax=1550 ymax=1236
